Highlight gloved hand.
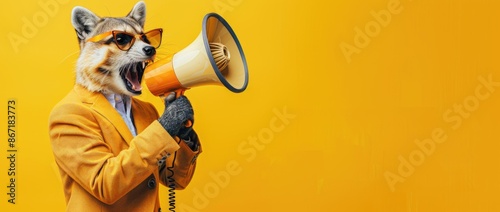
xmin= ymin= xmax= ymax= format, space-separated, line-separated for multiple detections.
xmin=158 ymin=92 xmax=194 ymax=137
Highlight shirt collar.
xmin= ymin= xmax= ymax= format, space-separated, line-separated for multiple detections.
xmin=103 ymin=93 xmax=131 ymax=114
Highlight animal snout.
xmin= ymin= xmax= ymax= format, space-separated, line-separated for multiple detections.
xmin=142 ymin=46 xmax=156 ymax=57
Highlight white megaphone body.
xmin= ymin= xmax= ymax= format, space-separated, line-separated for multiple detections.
xmin=144 ymin=13 xmax=249 ymax=98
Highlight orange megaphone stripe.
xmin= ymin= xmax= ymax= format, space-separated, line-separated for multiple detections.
xmin=144 ymin=59 xmax=185 ymax=96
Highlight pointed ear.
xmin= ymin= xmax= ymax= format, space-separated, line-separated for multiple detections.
xmin=127 ymin=1 xmax=146 ymax=28
xmin=71 ymin=6 xmax=100 ymax=40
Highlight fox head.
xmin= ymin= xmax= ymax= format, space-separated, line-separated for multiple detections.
xmin=71 ymin=1 xmax=157 ymax=96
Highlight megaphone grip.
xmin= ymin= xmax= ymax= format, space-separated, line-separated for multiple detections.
xmin=174 ymin=88 xmax=186 ymax=98
xmin=184 ymin=120 xmax=193 ymax=128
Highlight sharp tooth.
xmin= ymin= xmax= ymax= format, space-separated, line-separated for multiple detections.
xmin=142 ymin=62 xmax=146 ymax=69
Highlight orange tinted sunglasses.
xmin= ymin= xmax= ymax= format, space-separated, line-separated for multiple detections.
xmin=87 ymin=28 xmax=163 ymax=51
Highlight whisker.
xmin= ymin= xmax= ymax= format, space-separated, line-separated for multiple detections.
xmin=103 ymin=5 xmax=111 ymax=16
xmin=58 ymin=50 xmax=80 ymax=65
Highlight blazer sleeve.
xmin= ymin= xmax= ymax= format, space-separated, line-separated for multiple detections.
xmin=49 ymin=102 xmax=180 ymax=205
xmin=159 ymin=133 xmax=202 ymax=190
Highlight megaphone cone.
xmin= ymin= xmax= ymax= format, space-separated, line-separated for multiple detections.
xmin=144 ymin=13 xmax=249 ymax=97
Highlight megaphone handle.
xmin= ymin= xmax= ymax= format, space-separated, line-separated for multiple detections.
xmin=174 ymin=88 xmax=185 ymax=98
xmin=184 ymin=120 xmax=193 ymax=128
xmin=173 ymin=88 xmax=193 ymax=128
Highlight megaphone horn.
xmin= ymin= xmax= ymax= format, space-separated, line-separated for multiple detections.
xmin=144 ymin=13 xmax=249 ymax=98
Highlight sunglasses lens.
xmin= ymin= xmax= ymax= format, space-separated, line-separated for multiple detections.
xmin=144 ymin=29 xmax=162 ymax=48
xmin=115 ymin=33 xmax=134 ymax=50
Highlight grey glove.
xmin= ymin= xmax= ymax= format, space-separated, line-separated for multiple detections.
xmin=158 ymin=92 xmax=194 ymax=137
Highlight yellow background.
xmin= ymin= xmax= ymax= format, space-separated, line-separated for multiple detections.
xmin=1 ymin=0 xmax=500 ymax=211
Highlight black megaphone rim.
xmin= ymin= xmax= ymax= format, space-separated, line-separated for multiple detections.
xmin=202 ymin=13 xmax=249 ymax=93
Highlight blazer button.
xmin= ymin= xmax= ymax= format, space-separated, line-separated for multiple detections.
xmin=148 ymin=177 xmax=156 ymax=189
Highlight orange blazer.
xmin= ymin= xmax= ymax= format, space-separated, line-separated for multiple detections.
xmin=49 ymin=85 xmax=201 ymax=212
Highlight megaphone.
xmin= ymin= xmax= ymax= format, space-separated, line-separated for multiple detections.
xmin=144 ymin=13 xmax=249 ymax=98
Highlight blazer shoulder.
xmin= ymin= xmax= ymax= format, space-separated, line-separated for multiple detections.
xmin=49 ymin=88 xmax=96 ymax=124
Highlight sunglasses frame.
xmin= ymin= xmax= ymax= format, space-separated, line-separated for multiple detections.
xmin=86 ymin=28 xmax=163 ymax=51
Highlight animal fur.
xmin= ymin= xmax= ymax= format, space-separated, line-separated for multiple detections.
xmin=71 ymin=1 xmax=153 ymax=96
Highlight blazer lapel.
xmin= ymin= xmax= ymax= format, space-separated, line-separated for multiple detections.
xmin=131 ymin=98 xmax=152 ymax=134
xmin=74 ymin=85 xmax=134 ymax=145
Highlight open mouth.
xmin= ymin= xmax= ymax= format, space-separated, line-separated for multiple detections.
xmin=119 ymin=60 xmax=151 ymax=95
